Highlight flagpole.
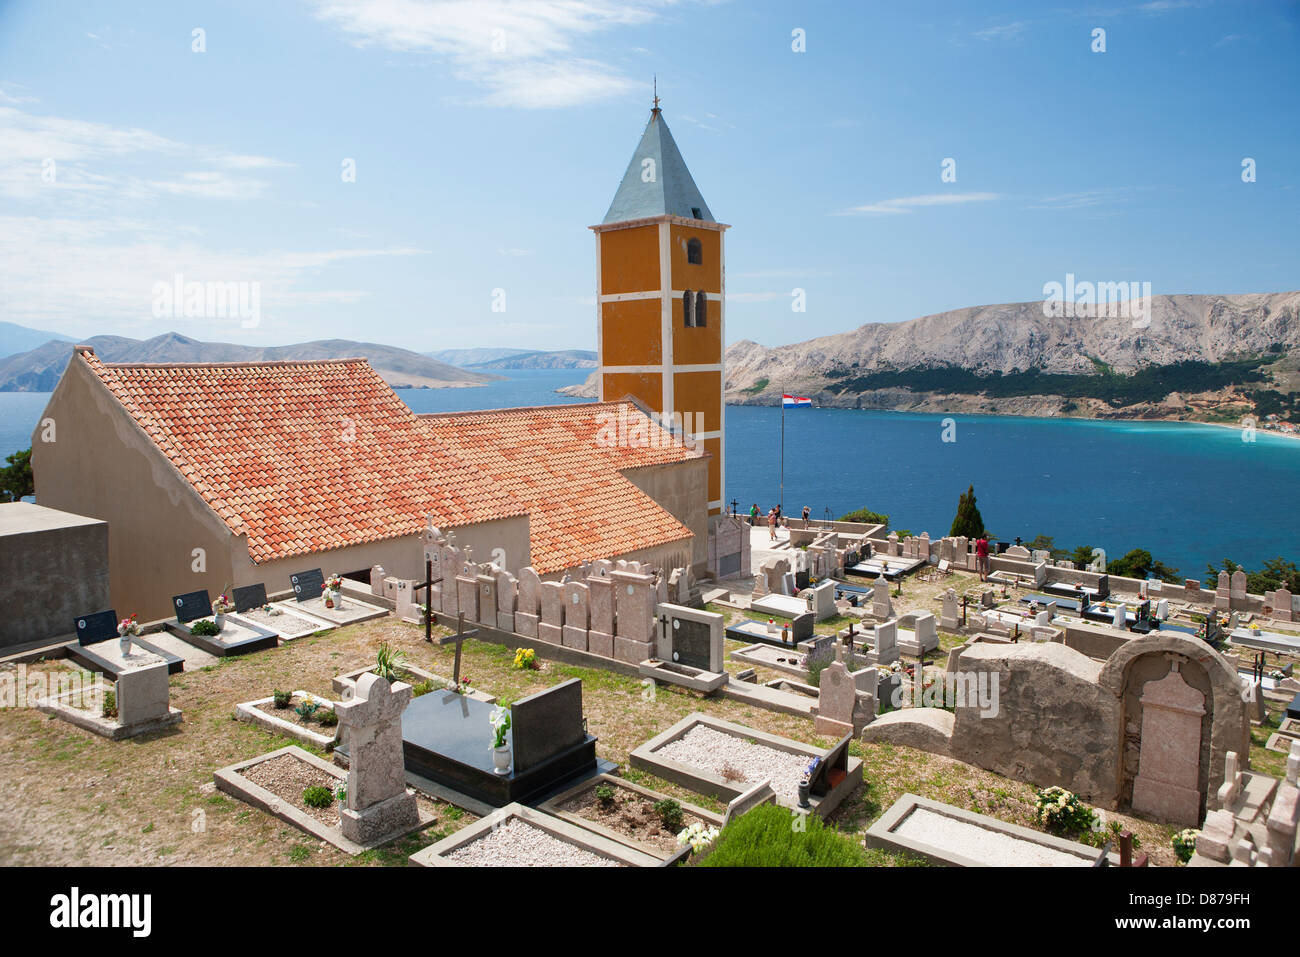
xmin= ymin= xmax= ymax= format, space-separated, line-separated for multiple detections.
xmin=780 ymin=385 xmax=785 ymax=515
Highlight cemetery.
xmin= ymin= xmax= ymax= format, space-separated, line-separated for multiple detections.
xmin=4 ymin=508 xmax=1300 ymax=871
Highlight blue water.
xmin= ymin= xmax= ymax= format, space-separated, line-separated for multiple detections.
xmin=9 ymin=370 xmax=1299 ymax=577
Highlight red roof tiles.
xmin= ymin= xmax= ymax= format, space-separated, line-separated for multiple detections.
xmin=80 ymin=350 xmax=525 ymax=563
xmin=420 ymin=402 xmax=702 ymax=574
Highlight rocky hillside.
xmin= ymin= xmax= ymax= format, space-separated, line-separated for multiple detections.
xmin=0 ymin=333 xmax=503 ymax=392
xmin=431 ymin=348 xmax=597 ymax=370
xmin=562 ymin=292 xmax=1300 ymax=421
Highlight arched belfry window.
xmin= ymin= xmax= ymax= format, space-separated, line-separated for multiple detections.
xmin=682 ymin=290 xmax=694 ymax=327
xmin=695 ymin=291 xmax=707 ymax=327
xmin=687 ymin=237 xmax=703 ymax=265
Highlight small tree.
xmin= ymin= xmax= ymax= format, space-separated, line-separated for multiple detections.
xmin=948 ymin=484 xmax=985 ymax=539
xmin=0 ymin=448 xmax=33 ymax=502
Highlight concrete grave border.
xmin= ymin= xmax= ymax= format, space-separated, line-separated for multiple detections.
xmin=408 ymin=802 xmax=661 ymax=867
xmin=36 ymin=684 xmax=182 ymax=741
xmin=214 ymin=745 xmax=431 ymax=855
xmin=332 ymin=662 xmax=496 ymax=704
xmin=538 ymin=772 xmax=723 ymax=860
xmin=234 ymin=691 xmax=339 ymax=749
xmin=629 ymin=712 xmax=862 ymax=819
xmin=864 ymin=793 xmax=1114 ymax=867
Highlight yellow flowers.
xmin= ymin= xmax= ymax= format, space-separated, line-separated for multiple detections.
xmin=513 ymin=647 xmax=538 ymax=671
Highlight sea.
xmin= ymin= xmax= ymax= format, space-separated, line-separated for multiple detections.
xmin=6 ymin=368 xmax=1298 ymax=579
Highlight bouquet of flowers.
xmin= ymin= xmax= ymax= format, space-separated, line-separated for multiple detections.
xmin=489 ymin=705 xmax=511 ymax=749
xmin=323 ymin=575 xmax=344 ymax=593
xmin=1172 ymin=828 xmax=1198 ymax=863
xmin=117 ymin=614 xmax=141 ymax=637
xmin=676 ymin=821 xmax=720 ymax=855
xmin=513 ymin=647 xmax=538 ymax=671
xmin=212 ymin=594 xmax=235 ymax=615
xmin=1034 ymin=785 xmax=1097 ymax=836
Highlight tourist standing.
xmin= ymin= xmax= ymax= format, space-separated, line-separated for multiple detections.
xmin=976 ymin=534 xmax=990 ymax=581
xmin=801 ymin=505 xmax=810 ymax=524
xmin=750 ymin=503 xmax=759 ymax=526
xmin=767 ymin=507 xmax=777 ymax=541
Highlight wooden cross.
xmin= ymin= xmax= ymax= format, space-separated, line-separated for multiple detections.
xmin=439 ymin=612 xmax=478 ymax=687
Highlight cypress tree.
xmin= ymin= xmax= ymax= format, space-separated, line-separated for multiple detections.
xmin=949 ymin=484 xmax=986 ymax=539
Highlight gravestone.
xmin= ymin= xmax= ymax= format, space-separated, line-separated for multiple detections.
xmin=75 ymin=610 xmax=118 ymax=644
xmin=586 ymin=573 xmax=615 ymax=658
xmin=612 ymin=567 xmax=657 ymax=664
xmin=495 ymin=569 xmax=517 ymax=634
xmin=658 ymin=604 xmax=724 ymax=672
xmin=370 ymin=564 xmax=386 ymax=597
xmin=116 ymin=660 xmax=172 ymax=727
xmin=290 ymin=568 xmax=325 ymax=602
xmin=456 ymin=570 xmax=479 ymax=623
xmin=898 ymin=612 xmax=939 ymax=656
xmin=1112 ymin=603 xmax=1127 ymax=630
xmin=173 ymin=590 xmax=211 ymax=623
xmin=515 ymin=567 xmax=541 ymax=639
xmin=808 ymin=579 xmax=836 ymax=620
xmin=562 ymin=581 xmax=590 ymax=651
xmin=538 ymin=580 xmax=566 ymax=645
xmin=511 ymin=678 xmax=588 ymax=773
xmin=1131 ymin=658 xmax=1207 ymax=826
xmin=233 ymin=583 xmax=268 ymax=613
xmin=476 ymin=573 xmax=497 ymax=628
xmin=867 ymin=620 xmax=900 ymax=667
xmin=334 ymin=672 xmax=419 ymax=845
xmin=815 ymin=659 xmax=874 ymax=736
xmin=940 ymin=588 xmax=960 ymax=631
xmin=872 ymin=576 xmax=893 ymax=619
xmin=394 ymin=579 xmax=420 ymax=623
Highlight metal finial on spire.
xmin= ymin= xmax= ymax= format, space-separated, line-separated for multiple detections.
xmin=652 ymin=74 xmax=660 ymax=114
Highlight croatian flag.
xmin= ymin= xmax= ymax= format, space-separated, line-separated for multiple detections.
xmin=782 ymin=394 xmax=812 ymax=408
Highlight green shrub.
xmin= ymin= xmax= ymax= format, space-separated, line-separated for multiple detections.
xmin=101 ymin=690 xmax=118 ymax=719
xmin=294 ymin=696 xmax=320 ymax=720
xmin=272 ymin=689 xmax=292 ymax=709
xmin=595 ymin=783 xmax=616 ymax=806
xmin=1034 ymin=786 xmax=1097 ymax=837
xmin=653 ymin=798 xmax=684 ymax=831
xmin=317 ymin=708 xmax=338 ymax=727
xmin=804 ymin=644 xmax=835 ymax=688
xmin=836 ymin=507 xmax=889 ymax=526
xmin=302 ymin=785 xmax=334 ymax=809
xmin=695 ymin=804 xmax=872 ymax=867
xmin=411 ymin=680 xmax=435 ymax=698
xmin=190 ymin=619 xmax=220 ymax=637
xmin=1172 ymin=828 xmax=1197 ymax=864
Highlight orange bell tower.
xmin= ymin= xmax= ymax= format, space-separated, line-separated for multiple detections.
xmin=591 ymin=96 xmax=727 ymax=516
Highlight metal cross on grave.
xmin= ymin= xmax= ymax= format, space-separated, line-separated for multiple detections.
xmin=439 ymin=613 xmax=478 ymax=688
xmin=412 ymin=557 xmax=436 ymax=644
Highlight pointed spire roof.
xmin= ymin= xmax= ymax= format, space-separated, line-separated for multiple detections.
xmin=602 ymin=110 xmax=715 ymax=225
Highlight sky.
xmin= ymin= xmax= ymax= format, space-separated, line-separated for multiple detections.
xmin=0 ymin=0 xmax=1297 ymax=352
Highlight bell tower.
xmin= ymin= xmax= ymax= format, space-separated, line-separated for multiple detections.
xmin=591 ymin=99 xmax=727 ymax=516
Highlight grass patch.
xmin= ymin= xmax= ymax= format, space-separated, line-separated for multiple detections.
xmin=694 ymin=804 xmax=874 ymax=867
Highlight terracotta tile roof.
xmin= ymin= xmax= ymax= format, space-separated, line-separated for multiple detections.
xmin=420 ymin=402 xmax=703 ymax=574
xmin=78 ymin=349 xmax=524 ymax=563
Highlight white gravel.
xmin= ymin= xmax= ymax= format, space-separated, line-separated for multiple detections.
xmin=893 ymin=807 xmax=1094 ymax=866
xmin=653 ymin=725 xmax=811 ymax=805
xmin=448 ymin=819 xmax=622 ymax=867
xmin=238 ymin=607 xmax=324 ymax=635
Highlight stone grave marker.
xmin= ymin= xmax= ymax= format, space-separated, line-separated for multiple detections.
xmin=562 ymin=581 xmax=590 ymax=651
xmin=515 ymin=567 xmax=542 ymax=639
xmin=538 ymin=580 xmax=566 ymax=645
xmin=233 ymin=583 xmax=268 ymax=613
xmin=173 ymin=589 xmax=211 ymax=623
xmin=511 ymin=678 xmax=588 ymax=773
xmin=334 ymin=672 xmax=419 ymax=844
xmin=290 ymin=568 xmax=325 ymax=602
xmin=1131 ymin=658 xmax=1207 ymax=826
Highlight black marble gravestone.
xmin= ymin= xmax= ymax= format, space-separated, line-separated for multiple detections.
xmin=75 ymin=610 xmax=118 ymax=645
xmin=290 ymin=568 xmax=325 ymax=602
xmin=232 ymin=583 xmax=268 ymax=613
xmin=809 ymin=733 xmax=852 ymax=796
xmin=670 ymin=616 xmax=714 ymax=671
xmin=398 ymin=678 xmax=597 ymax=807
xmin=172 ymin=590 xmax=210 ymax=624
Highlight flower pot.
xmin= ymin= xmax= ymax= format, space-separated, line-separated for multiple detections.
xmin=214 ymin=612 xmax=225 ymax=632
xmin=119 ymin=635 xmax=133 ymax=656
xmin=492 ymin=745 xmax=511 ymax=775
xmin=797 ymin=778 xmax=811 ymax=808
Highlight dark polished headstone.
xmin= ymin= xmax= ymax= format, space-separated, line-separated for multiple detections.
xmin=791 ymin=612 xmax=814 ymax=642
xmin=671 ymin=617 xmax=713 ymax=671
xmin=75 ymin=610 xmax=118 ymax=645
xmin=290 ymin=568 xmax=324 ymax=602
xmin=810 ymin=734 xmax=852 ymax=796
xmin=172 ymin=590 xmax=210 ymax=623
xmin=512 ymin=679 xmax=585 ymax=773
xmin=233 ymin=583 xmax=268 ymax=613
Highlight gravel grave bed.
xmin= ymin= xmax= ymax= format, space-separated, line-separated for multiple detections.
xmin=238 ymin=607 xmax=324 ymax=634
xmin=558 ymin=783 xmax=708 ymax=854
xmin=653 ymin=725 xmax=811 ymax=805
xmin=241 ymin=753 xmax=342 ymax=828
xmin=254 ymin=696 xmax=337 ymax=733
xmin=448 ymin=819 xmax=622 ymax=867
xmin=893 ymin=807 xmax=1094 ymax=867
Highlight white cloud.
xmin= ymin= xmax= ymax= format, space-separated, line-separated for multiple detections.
xmin=310 ymin=0 xmax=690 ymax=108
xmin=835 ymin=192 xmax=1000 ymax=216
xmin=973 ymin=21 xmax=1026 ymax=40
